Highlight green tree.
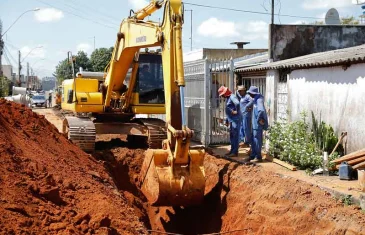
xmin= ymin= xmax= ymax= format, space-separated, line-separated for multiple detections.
xmin=0 ymin=76 xmax=10 ymax=97
xmin=74 ymin=51 xmax=92 ymax=72
xmin=54 ymin=51 xmax=93 ymax=84
xmin=341 ymin=16 xmax=359 ymax=25
xmin=53 ymin=59 xmax=72 ymax=85
xmin=310 ymin=16 xmax=359 ymax=25
xmin=90 ymin=47 xmax=113 ymax=72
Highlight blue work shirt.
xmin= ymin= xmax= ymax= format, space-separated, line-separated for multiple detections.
xmin=240 ymin=94 xmax=253 ymax=117
xmin=225 ymin=94 xmax=241 ymax=123
xmin=252 ymin=94 xmax=268 ymax=130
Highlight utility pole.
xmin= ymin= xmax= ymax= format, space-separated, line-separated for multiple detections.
xmin=269 ymin=0 xmax=275 ymax=61
xmin=26 ymin=62 xmax=29 ymax=89
xmin=93 ymin=36 xmax=95 ymax=51
xmin=0 ymin=20 xmax=3 ymax=77
xmin=185 ymin=9 xmax=193 ymax=51
xmin=18 ymin=51 xmax=22 ymax=86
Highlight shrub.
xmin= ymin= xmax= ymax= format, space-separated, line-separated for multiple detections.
xmin=268 ymin=111 xmax=341 ymax=171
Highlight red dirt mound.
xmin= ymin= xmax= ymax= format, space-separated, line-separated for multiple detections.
xmin=0 ymin=100 xmax=148 ymax=234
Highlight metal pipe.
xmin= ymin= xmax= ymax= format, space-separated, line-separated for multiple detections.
xmin=180 ymin=86 xmax=186 ymax=128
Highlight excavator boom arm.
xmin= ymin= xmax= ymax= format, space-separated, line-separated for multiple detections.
xmin=103 ymin=0 xmax=205 ymax=206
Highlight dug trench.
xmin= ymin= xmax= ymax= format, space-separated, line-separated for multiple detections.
xmin=94 ymin=137 xmax=365 ymax=235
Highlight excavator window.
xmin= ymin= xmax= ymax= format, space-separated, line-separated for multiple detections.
xmin=135 ymin=54 xmax=165 ymax=104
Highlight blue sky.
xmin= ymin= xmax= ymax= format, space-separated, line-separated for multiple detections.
xmin=0 ymin=0 xmax=363 ymax=78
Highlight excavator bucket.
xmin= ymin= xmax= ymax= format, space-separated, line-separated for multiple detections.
xmin=140 ymin=149 xmax=205 ymax=207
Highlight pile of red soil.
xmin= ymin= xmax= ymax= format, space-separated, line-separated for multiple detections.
xmin=0 ymin=100 xmax=148 ymax=234
xmin=110 ymin=146 xmax=365 ymax=235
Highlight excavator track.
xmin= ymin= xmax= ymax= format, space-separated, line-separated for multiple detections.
xmin=137 ymin=118 xmax=167 ymax=149
xmin=63 ymin=117 xmax=96 ymax=152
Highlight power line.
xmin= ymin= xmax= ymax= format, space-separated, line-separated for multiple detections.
xmin=4 ymin=46 xmax=18 ymax=66
xmin=55 ymin=0 xmax=120 ymax=26
xmin=65 ymin=0 xmax=121 ymax=23
xmin=35 ymin=0 xmax=117 ymax=30
xmin=183 ymin=2 xmax=325 ymax=20
xmin=3 ymin=48 xmax=14 ymax=67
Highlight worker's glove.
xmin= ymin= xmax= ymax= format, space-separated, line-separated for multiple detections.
xmin=259 ymin=119 xmax=265 ymax=125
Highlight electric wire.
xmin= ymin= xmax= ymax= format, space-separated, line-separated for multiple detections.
xmin=55 ymin=0 xmax=120 ymax=26
xmin=4 ymin=46 xmax=18 ymax=66
xmin=183 ymin=2 xmax=325 ymax=20
xmin=65 ymin=0 xmax=121 ymax=23
xmin=3 ymin=48 xmax=14 ymax=67
xmin=147 ymin=228 xmax=251 ymax=235
xmin=35 ymin=0 xmax=116 ymax=30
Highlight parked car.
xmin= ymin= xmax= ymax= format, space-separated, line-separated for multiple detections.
xmin=31 ymin=94 xmax=47 ymax=108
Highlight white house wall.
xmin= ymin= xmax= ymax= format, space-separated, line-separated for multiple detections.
xmin=288 ymin=63 xmax=365 ymax=152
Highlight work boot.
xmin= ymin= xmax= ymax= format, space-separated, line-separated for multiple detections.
xmin=251 ymin=158 xmax=263 ymax=163
xmin=227 ymin=153 xmax=238 ymax=158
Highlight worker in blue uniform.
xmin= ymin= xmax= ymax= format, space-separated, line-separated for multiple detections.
xmin=218 ymin=86 xmax=241 ymax=157
xmin=235 ymin=86 xmax=245 ymax=143
xmin=239 ymin=87 xmax=254 ymax=148
xmin=247 ymin=86 xmax=268 ymax=162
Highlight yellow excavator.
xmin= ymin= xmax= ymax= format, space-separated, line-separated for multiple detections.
xmin=60 ymin=0 xmax=205 ymax=207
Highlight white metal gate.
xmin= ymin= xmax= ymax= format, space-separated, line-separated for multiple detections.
xmin=151 ymin=58 xmax=235 ymax=146
xmin=207 ymin=59 xmax=234 ymax=145
xmin=277 ymin=82 xmax=288 ymax=121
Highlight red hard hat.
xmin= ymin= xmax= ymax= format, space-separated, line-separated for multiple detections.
xmin=218 ymin=86 xmax=228 ymax=96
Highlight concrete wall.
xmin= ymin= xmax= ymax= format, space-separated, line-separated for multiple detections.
xmin=287 ymin=63 xmax=365 ymax=152
xmin=1 ymin=65 xmax=13 ymax=79
xmin=271 ymin=25 xmax=365 ymax=61
xmin=265 ymin=70 xmax=278 ymax=125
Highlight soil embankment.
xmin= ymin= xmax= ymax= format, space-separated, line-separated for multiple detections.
xmin=0 ymin=100 xmax=147 ymax=234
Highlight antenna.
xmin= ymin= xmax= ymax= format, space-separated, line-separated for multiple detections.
xmin=352 ymin=0 xmax=365 ymax=5
xmin=325 ymin=8 xmax=341 ymax=25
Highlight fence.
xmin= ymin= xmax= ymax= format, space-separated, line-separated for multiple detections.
xmin=150 ymin=58 xmax=235 ymax=146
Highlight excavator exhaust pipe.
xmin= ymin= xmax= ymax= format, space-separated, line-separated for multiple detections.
xmin=140 ymin=148 xmax=205 ymax=206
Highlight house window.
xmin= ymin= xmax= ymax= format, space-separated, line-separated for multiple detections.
xmin=279 ymin=69 xmax=290 ymax=83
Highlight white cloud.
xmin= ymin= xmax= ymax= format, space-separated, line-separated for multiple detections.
xmin=289 ymin=20 xmax=309 ymax=25
xmin=21 ymin=46 xmax=46 ymax=59
xmin=128 ymin=0 xmax=149 ymax=10
xmin=198 ymin=18 xmax=240 ymax=38
xmin=302 ymin=0 xmax=353 ymax=9
xmin=35 ymin=8 xmax=64 ymax=22
xmin=77 ymin=43 xmax=92 ymax=53
xmin=240 ymin=21 xmax=268 ymax=41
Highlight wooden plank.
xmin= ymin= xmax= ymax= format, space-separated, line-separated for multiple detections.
xmin=353 ymin=161 xmax=365 ymax=170
xmin=331 ymin=148 xmax=365 ymax=164
xmin=335 ymin=156 xmax=365 ymax=169
xmin=262 ymin=152 xmax=296 ymax=171
xmin=273 ymin=158 xmax=297 ymax=171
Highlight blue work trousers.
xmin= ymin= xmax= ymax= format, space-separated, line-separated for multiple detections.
xmin=242 ymin=114 xmax=252 ymax=144
xmin=240 ymin=122 xmax=245 ymax=142
xmin=229 ymin=120 xmax=241 ymax=155
xmin=250 ymin=129 xmax=263 ymax=160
